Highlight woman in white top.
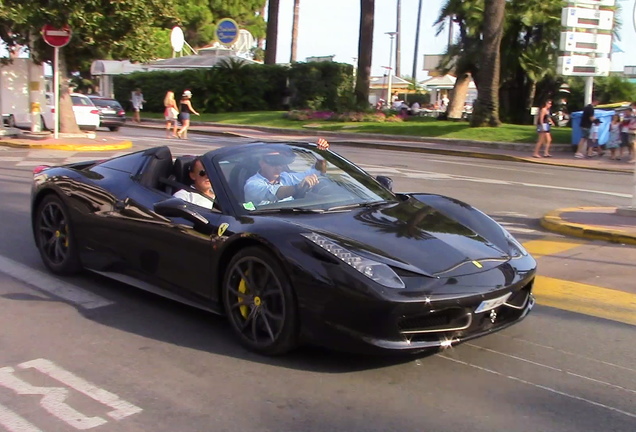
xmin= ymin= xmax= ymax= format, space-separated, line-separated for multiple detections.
xmin=173 ymin=158 xmax=215 ymax=209
xmin=163 ymin=91 xmax=179 ymax=138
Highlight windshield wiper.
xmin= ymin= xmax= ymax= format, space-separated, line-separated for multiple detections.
xmin=251 ymin=207 xmax=325 ymax=214
xmin=325 ymin=201 xmax=388 ymax=212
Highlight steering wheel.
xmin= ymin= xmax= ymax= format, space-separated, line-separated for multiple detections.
xmin=293 ymin=182 xmax=313 ymax=199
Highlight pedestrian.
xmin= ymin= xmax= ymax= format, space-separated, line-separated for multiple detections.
xmin=623 ymin=101 xmax=636 ymax=163
xmin=587 ymin=118 xmax=602 ymax=157
xmin=130 ymin=88 xmax=145 ymax=123
xmin=163 ymin=90 xmax=179 ymax=138
xmin=575 ymin=98 xmax=597 ymax=158
xmin=607 ymin=114 xmax=621 ymax=160
xmin=176 ymin=90 xmax=200 ymax=139
xmin=533 ymin=99 xmax=554 ymax=158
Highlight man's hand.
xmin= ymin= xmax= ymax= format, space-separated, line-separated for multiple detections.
xmin=299 ymin=174 xmax=319 ymax=189
xmin=317 ymin=138 xmax=329 ymax=150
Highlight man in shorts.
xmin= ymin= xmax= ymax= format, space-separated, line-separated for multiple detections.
xmin=575 ymin=98 xmax=597 ymax=158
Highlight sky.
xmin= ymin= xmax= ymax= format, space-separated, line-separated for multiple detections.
xmin=273 ymin=0 xmax=636 ymax=81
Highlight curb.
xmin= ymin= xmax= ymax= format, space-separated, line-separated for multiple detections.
xmin=0 ymin=139 xmax=133 ymax=151
xmin=540 ymin=207 xmax=636 ymax=246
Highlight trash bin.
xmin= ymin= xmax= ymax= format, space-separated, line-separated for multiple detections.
xmin=570 ymin=109 xmax=615 ymax=148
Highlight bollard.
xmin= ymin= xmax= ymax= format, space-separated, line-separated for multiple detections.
xmin=31 ymin=102 xmax=41 ymax=133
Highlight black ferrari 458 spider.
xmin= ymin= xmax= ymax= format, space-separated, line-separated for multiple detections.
xmin=31 ymin=142 xmax=536 ymax=355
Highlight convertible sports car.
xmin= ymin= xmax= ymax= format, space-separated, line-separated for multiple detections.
xmin=31 ymin=142 xmax=536 ymax=355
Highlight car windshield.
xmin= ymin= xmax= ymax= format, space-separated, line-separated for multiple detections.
xmin=93 ymin=99 xmax=122 ymax=109
xmin=212 ymin=143 xmax=396 ymax=213
xmin=71 ymin=96 xmax=94 ymax=107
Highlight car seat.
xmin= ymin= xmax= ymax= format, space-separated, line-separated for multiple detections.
xmin=228 ymin=158 xmax=260 ymax=203
xmin=138 ymin=146 xmax=173 ymax=192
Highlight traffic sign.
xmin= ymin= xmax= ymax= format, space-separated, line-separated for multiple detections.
xmin=216 ymin=18 xmax=239 ymax=46
xmin=559 ymin=32 xmax=612 ymax=54
xmin=557 ymin=55 xmax=610 ymax=76
xmin=41 ymin=24 xmax=72 ymax=48
xmin=561 ymin=7 xmax=614 ymax=30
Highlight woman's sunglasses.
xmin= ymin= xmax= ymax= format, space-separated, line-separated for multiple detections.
xmin=198 ymin=170 xmax=207 ymax=177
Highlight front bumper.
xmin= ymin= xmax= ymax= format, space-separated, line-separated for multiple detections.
xmin=296 ymin=257 xmax=537 ymax=354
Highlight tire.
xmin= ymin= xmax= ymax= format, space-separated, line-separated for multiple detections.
xmin=108 ymin=126 xmax=120 ymax=132
xmin=222 ymin=246 xmax=299 ymax=355
xmin=34 ymin=195 xmax=82 ymax=275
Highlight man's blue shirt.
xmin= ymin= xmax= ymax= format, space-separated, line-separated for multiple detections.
xmin=244 ymin=168 xmax=319 ymax=205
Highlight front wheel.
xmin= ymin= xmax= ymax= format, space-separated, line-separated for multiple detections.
xmin=34 ymin=195 xmax=82 ymax=275
xmin=222 ymin=247 xmax=299 ymax=355
xmin=108 ymin=126 xmax=120 ymax=132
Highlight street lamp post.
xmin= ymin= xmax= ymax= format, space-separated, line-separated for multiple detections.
xmin=385 ymin=31 xmax=397 ymax=108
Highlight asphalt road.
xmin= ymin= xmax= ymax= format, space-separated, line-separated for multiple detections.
xmin=0 ymin=128 xmax=634 ymax=432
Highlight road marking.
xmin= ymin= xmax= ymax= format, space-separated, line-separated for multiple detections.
xmin=21 ymin=359 xmax=143 ymax=421
xmin=522 ymin=238 xmax=585 ymax=258
xmin=359 ymin=164 xmax=631 ymax=198
xmin=465 ymin=343 xmax=636 ymax=395
xmin=0 ymin=403 xmax=43 ymax=432
xmin=440 ymin=356 xmax=636 ymax=420
xmin=534 ymin=275 xmax=636 ymax=326
xmin=0 ymin=256 xmax=113 ymax=310
xmin=0 ymin=359 xmax=142 ymax=431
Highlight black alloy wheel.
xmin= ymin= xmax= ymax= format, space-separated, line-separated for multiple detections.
xmin=35 ymin=195 xmax=81 ymax=275
xmin=223 ymin=247 xmax=299 ymax=355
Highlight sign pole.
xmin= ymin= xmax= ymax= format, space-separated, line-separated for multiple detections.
xmin=54 ymin=46 xmax=59 ymax=139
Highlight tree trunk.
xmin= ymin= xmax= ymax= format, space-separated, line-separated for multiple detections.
xmin=447 ymin=72 xmax=471 ymax=120
xmin=355 ymin=0 xmax=374 ymax=109
xmin=264 ymin=0 xmax=280 ymax=65
xmin=290 ymin=0 xmax=300 ymax=63
xmin=470 ymin=0 xmax=505 ymax=127
xmin=58 ymin=49 xmax=81 ymax=134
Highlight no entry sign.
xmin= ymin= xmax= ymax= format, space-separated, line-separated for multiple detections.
xmin=41 ymin=24 xmax=72 ymax=48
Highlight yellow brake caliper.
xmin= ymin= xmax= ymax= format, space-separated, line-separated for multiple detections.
xmin=238 ymin=274 xmax=249 ymax=318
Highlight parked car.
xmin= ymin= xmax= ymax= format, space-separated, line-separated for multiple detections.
xmin=42 ymin=92 xmax=101 ymax=132
xmin=30 ymin=143 xmax=536 ymax=355
xmin=87 ymin=96 xmax=126 ymax=131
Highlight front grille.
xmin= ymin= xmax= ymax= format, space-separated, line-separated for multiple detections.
xmin=398 ymin=308 xmax=470 ymax=333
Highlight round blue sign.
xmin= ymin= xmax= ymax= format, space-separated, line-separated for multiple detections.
xmin=216 ymin=18 xmax=239 ymax=46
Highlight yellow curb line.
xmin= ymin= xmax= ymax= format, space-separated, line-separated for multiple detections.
xmin=540 ymin=207 xmax=636 ymax=246
xmin=0 ymin=140 xmax=133 ymax=151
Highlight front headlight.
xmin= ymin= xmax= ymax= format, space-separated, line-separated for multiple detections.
xmin=502 ymin=228 xmax=528 ymax=257
xmin=301 ymin=233 xmax=405 ymax=289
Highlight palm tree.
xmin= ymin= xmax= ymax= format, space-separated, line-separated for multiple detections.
xmin=434 ymin=0 xmax=483 ymax=120
xmin=290 ymin=0 xmax=300 ymax=63
xmin=264 ymin=0 xmax=280 ymax=65
xmin=355 ymin=0 xmax=374 ymax=109
xmin=470 ymin=0 xmax=505 ymax=127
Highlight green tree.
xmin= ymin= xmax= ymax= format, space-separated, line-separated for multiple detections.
xmin=470 ymin=0 xmax=505 ymax=127
xmin=0 ymin=0 xmax=177 ymax=132
xmin=435 ymin=0 xmax=484 ymax=120
xmin=355 ymin=0 xmax=374 ymax=109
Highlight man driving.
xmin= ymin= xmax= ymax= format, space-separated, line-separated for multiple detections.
xmin=244 ymin=139 xmax=330 ymax=206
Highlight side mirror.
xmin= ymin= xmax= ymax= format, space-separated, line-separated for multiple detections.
xmin=376 ymin=175 xmax=393 ymax=191
xmin=154 ymin=197 xmax=209 ymax=226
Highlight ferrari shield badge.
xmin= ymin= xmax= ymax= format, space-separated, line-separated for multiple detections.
xmin=218 ymin=223 xmax=229 ymax=237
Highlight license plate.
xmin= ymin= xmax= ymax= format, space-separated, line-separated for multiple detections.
xmin=475 ymin=292 xmax=511 ymax=313
xmin=102 ymin=109 xmax=116 ymax=114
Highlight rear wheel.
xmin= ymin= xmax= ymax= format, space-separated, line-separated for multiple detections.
xmin=34 ymin=195 xmax=82 ymax=275
xmin=222 ymin=247 xmax=299 ymax=355
xmin=108 ymin=126 xmax=120 ymax=132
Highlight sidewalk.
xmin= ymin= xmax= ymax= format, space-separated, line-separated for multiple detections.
xmin=1 ymin=120 xmax=634 ymax=245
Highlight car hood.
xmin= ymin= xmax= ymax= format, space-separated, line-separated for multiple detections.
xmin=279 ymin=199 xmax=512 ymax=277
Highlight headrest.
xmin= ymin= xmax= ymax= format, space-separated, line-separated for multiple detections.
xmin=173 ymin=155 xmax=197 ymax=186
